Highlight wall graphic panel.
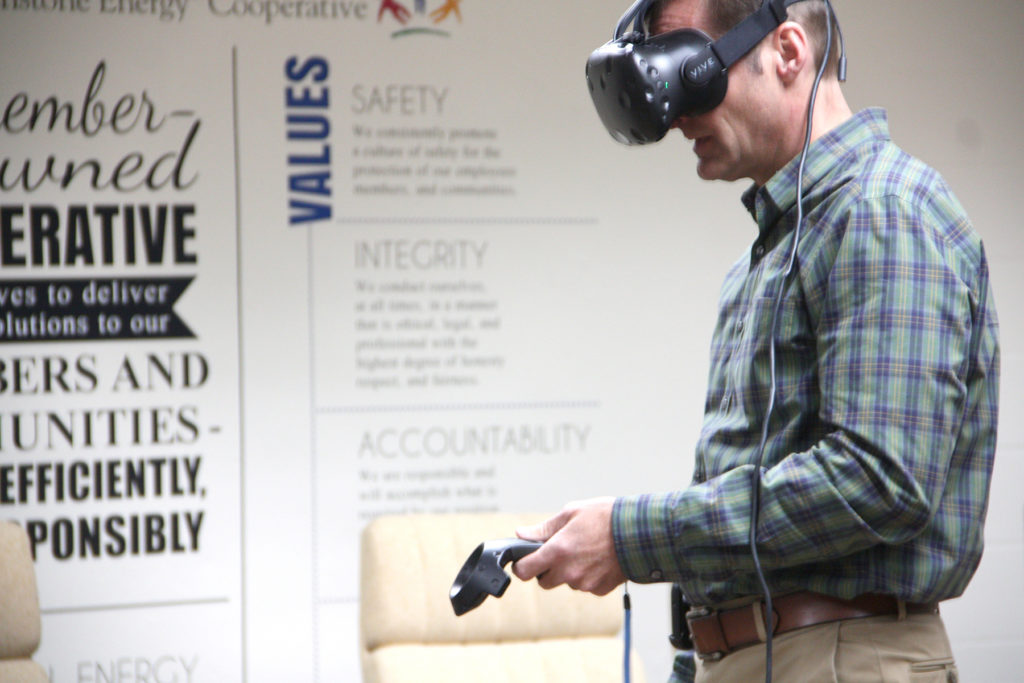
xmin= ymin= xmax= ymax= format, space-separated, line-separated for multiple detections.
xmin=0 ymin=29 xmax=242 ymax=682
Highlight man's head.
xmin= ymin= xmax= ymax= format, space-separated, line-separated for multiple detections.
xmin=647 ymin=0 xmax=842 ymax=77
xmin=644 ymin=0 xmax=849 ymax=184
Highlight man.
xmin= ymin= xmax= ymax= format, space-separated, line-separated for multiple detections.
xmin=512 ymin=0 xmax=1000 ymax=681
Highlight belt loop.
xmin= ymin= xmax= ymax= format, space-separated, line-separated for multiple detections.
xmin=897 ymin=599 xmax=907 ymax=621
xmin=752 ymin=601 xmax=767 ymax=642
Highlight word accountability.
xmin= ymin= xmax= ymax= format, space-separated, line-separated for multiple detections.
xmin=359 ymin=423 xmax=592 ymax=459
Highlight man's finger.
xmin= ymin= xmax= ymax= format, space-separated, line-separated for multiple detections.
xmin=511 ymin=543 xmax=550 ymax=581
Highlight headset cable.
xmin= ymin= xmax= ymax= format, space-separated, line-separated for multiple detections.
xmin=748 ymin=4 xmax=841 ymax=681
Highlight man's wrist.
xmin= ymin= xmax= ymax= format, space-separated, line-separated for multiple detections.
xmin=612 ymin=492 xmax=681 ymax=583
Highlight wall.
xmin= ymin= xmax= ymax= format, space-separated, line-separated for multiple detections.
xmin=0 ymin=1 xmax=1020 ymax=681
xmin=839 ymin=3 xmax=1024 ymax=679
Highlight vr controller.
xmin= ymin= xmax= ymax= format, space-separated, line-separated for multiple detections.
xmin=449 ymin=538 xmax=542 ymax=616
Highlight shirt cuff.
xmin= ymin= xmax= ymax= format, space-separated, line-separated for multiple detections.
xmin=612 ymin=492 xmax=681 ymax=583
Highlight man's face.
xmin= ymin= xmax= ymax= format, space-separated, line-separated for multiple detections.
xmin=652 ymin=0 xmax=783 ymax=184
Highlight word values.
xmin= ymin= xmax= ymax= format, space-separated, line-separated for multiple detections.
xmin=285 ymin=55 xmax=332 ymax=225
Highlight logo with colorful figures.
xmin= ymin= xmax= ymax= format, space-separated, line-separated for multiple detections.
xmin=377 ymin=0 xmax=463 ymax=38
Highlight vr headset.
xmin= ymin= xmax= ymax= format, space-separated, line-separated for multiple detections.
xmin=586 ymin=0 xmax=807 ymax=145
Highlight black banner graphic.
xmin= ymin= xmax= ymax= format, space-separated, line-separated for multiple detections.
xmin=0 ymin=277 xmax=195 ymax=342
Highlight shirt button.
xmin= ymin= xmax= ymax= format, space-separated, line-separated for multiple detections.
xmin=754 ymin=244 xmax=766 ymax=258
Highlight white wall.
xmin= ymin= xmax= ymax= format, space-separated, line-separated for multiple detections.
xmin=840 ymin=2 xmax=1024 ymax=680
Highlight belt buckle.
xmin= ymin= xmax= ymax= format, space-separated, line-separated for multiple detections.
xmin=686 ymin=606 xmax=727 ymax=661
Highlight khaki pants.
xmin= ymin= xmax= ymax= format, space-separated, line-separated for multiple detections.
xmin=695 ymin=612 xmax=958 ymax=682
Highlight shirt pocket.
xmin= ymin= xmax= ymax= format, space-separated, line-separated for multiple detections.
xmin=730 ymin=294 xmax=815 ymax=411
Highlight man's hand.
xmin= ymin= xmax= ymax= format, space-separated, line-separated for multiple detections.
xmin=512 ymin=497 xmax=626 ymax=596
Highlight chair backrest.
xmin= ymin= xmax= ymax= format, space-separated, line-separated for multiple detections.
xmin=360 ymin=513 xmax=645 ymax=683
xmin=0 ymin=521 xmax=48 ymax=682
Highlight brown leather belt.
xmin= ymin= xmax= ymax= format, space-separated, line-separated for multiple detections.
xmin=686 ymin=591 xmax=939 ymax=661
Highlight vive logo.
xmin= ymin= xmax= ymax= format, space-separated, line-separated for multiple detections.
xmin=377 ymin=0 xmax=464 ymax=38
xmin=687 ymin=56 xmax=717 ymax=82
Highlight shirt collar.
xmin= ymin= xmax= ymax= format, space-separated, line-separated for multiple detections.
xmin=741 ymin=108 xmax=892 ymax=234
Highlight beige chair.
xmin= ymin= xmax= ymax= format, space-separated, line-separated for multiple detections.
xmin=360 ymin=513 xmax=645 ymax=683
xmin=0 ymin=521 xmax=48 ymax=682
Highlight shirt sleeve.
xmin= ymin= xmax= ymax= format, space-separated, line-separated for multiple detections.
xmin=613 ymin=192 xmax=986 ymax=590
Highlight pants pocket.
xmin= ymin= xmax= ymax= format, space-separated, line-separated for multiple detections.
xmin=909 ymin=657 xmax=958 ymax=682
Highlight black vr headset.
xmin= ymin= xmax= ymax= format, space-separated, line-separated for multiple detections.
xmin=586 ymin=0 xmax=808 ymax=145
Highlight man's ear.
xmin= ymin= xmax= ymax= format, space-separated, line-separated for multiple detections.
xmin=772 ymin=21 xmax=811 ymax=84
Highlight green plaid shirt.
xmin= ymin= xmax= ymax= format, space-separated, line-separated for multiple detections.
xmin=613 ymin=109 xmax=1000 ymax=612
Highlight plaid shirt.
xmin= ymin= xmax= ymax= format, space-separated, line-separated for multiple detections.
xmin=613 ymin=109 xmax=1000 ymax=611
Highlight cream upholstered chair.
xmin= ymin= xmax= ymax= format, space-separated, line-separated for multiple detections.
xmin=360 ymin=513 xmax=645 ymax=683
xmin=0 ymin=521 xmax=48 ymax=682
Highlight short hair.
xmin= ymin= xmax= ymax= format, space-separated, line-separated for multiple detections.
xmin=646 ymin=0 xmax=842 ymax=77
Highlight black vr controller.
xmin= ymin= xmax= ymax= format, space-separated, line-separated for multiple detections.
xmin=449 ymin=538 xmax=542 ymax=616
